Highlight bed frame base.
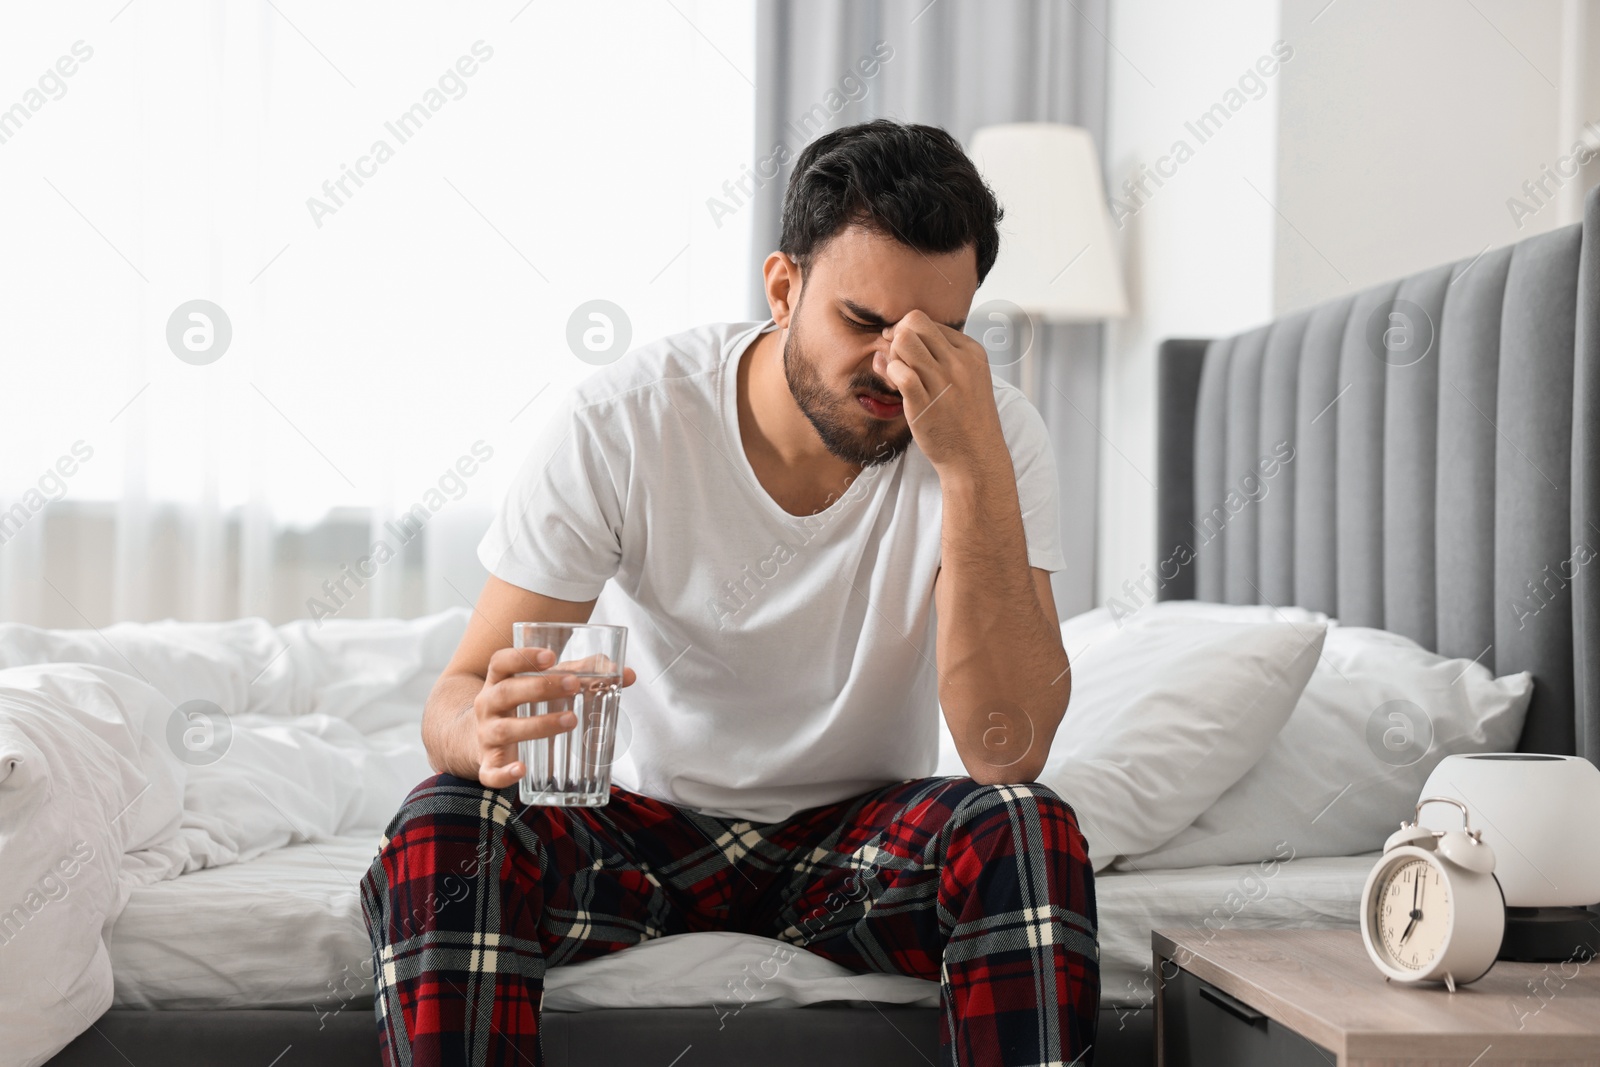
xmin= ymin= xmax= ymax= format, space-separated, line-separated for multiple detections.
xmin=48 ymin=1005 xmax=1152 ymax=1066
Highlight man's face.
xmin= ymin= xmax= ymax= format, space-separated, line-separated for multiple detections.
xmin=783 ymin=225 xmax=978 ymax=466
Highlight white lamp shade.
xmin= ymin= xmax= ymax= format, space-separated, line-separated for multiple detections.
xmin=969 ymin=123 xmax=1127 ymax=320
xmin=1418 ymin=753 xmax=1600 ymax=907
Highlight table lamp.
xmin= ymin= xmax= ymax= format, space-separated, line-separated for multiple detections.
xmin=1419 ymin=753 xmax=1600 ymax=962
xmin=968 ymin=123 xmax=1127 ymax=403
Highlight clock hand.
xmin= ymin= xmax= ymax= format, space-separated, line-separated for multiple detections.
xmin=1399 ymin=870 xmax=1424 ymax=945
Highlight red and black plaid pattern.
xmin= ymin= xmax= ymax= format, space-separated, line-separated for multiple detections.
xmin=360 ymin=773 xmax=1099 ymax=1066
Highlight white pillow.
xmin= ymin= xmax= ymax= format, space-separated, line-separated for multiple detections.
xmin=1059 ymin=600 xmax=1330 ymax=650
xmin=1118 ymin=619 xmax=1533 ymax=871
xmin=938 ymin=612 xmax=1326 ymax=871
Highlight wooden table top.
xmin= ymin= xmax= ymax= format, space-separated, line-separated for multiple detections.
xmin=1154 ymin=928 xmax=1600 ymax=1064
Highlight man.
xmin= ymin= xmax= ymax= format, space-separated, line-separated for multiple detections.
xmin=362 ymin=119 xmax=1098 ymax=1067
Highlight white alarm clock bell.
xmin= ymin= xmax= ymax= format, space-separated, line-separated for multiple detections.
xmin=1359 ymin=797 xmax=1505 ymax=991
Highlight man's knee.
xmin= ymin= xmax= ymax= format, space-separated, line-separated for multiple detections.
xmin=382 ymin=773 xmax=512 ymax=846
xmin=365 ymin=774 xmax=535 ymax=945
xmin=943 ymin=780 xmax=1089 ymax=860
xmin=398 ymin=771 xmax=508 ymax=811
xmin=943 ymin=778 xmax=1074 ymax=822
xmin=379 ymin=772 xmax=580 ymax=881
xmin=371 ymin=777 xmax=514 ymax=894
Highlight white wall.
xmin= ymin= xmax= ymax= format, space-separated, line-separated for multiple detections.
xmin=1096 ymin=0 xmax=1580 ymax=610
xmin=1098 ymin=0 xmax=1283 ymax=612
xmin=1274 ymin=0 xmax=1570 ymax=315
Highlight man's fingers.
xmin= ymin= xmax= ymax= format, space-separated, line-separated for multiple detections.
xmin=478 ymin=756 xmax=524 ymax=790
xmin=483 ymin=672 xmax=582 ymax=713
xmin=884 ymin=329 xmax=939 ymax=400
xmin=930 ymin=318 xmax=973 ymax=349
xmin=480 ymin=709 xmax=578 ymax=747
xmin=472 ymin=641 xmax=633 ymax=792
xmin=477 ymin=708 xmax=578 ymax=789
xmin=888 ymin=324 xmax=941 ymax=375
xmin=478 ymin=728 xmax=525 ymax=789
xmin=558 ymin=652 xmax=622 ymax=676
xmin=884 ymin=357 xmax=931 ymax=408
xmin=485 ymin=645 xmax=554 ymax=685
xmin=891 ymin=311 xmax=957 ymax=365
xmin=479 ymin=745 xmax=532 ymax=790
xmin=892 ymin=311 xmax=990 ymax=376
xmin=487 ymin=648 xmax=626 ymax=686
xmin=479 ymin=768 xmax=519 ymax=790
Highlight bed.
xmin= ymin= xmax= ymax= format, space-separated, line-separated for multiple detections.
xmin=50 ymin=833 xmax=1376 ymax=1066
xmin=27 ymin=184 xmax=1600 ymax=1065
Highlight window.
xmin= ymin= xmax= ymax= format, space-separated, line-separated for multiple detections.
xmin=0 ymin=1 xmax=756 ymax=624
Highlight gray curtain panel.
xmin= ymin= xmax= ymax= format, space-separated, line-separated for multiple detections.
xmin=749 ymin=0 xmax=1112 ymax=616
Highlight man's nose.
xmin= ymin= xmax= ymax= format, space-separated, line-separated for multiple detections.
xmin=869 ymin=328 xmax=894 ymax=379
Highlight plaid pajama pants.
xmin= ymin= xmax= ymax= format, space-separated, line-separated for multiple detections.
xmin=359 ymin=773 xmax=1099 ymax=1067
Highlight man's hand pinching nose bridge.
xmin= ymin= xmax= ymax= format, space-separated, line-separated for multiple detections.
xmin=880 ymin=309 xmax=1009 ymax=475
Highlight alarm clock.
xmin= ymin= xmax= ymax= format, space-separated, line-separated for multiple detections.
xmin=1359 ymin=796 xmax=1506 ymax=992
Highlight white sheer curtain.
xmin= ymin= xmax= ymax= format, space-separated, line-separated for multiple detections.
xmin=0 ymin=0 xmax=754 ymax=627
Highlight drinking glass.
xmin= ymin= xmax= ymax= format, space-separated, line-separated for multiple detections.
xmin=513 ymin=622 xmax=627 ymax=807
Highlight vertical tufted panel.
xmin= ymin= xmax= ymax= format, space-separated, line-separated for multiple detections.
xmin=1192 ymin=337 xmax=1234 ymax=602
xmin=1381 ymin=265 xmax=1454 ymax=650
xmin=1292 ymin=297 xmax=1352 ymax=614
xmin=1223 ymin=327 xmax=1270 ymax=603
xmin=1496 ymin=226 xmax=1580 ymax=756
xmin=1336 ymin=284 xmax=1400 ymax=628
xmin=1257 ymin=314 xmax=1308 ymax=606
xmin=1577 ymin=187 xmax=1600 ymax=764
xmin=1435 ymin=246 xmax=1513 ymax=665
xmin=1171 ymin=210 xmax=1592 ymax=763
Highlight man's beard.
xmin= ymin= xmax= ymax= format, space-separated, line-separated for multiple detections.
xmin=782 ymin=316 xmax=913 ymax=468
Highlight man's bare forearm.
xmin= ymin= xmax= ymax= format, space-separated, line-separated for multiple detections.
xmin=935 ymin=463 xmax=1069 ymax=783
xmin=874 ymin=312 xmax=1069 ymax=783
xmin=423 ymin=673 xmax=487 ymax=779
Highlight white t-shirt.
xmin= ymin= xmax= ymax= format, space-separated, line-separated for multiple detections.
xmin=478 ymin=319 xmax=1065 ymax=822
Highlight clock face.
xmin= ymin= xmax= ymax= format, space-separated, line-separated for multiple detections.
xmin=1371 ymin=856 xmax=1451 ymax=972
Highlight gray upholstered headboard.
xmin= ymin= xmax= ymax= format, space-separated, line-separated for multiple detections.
xmin=1156 ymin=186 xmax=1600 ymax=768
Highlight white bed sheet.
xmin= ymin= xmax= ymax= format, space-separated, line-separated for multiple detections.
xmin=1094 ymin=853 xmax=1370 ymax=1012
xmin=107 ymin=837 xmax=1373 ymax=1014
xmin=107 ymin=836 xmax=378 ymax=1013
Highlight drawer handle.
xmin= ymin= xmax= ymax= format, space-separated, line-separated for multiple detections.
xmin=1197 ymin=982 xmax=1267 ymax=1027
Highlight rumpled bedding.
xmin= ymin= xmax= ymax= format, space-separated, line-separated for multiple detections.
xmin=0 ymin=610 xmax=468 ymax=1067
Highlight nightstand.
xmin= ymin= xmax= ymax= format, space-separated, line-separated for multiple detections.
xmin=1154 ymin=929 xmax=1600 ymax=1066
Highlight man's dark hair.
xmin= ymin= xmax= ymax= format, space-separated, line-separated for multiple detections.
xmin=778 ymin=119 xmax=1003 ymax=285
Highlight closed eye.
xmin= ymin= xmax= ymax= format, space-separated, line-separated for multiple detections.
xmin=843 ymin=316 xmax=880 ymax=332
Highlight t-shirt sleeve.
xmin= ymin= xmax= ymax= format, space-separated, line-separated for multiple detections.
xmin=997 ymin=387 xmax=1068 ymax=574
xmin=477 ymin=392 xmax=624 ymax=602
